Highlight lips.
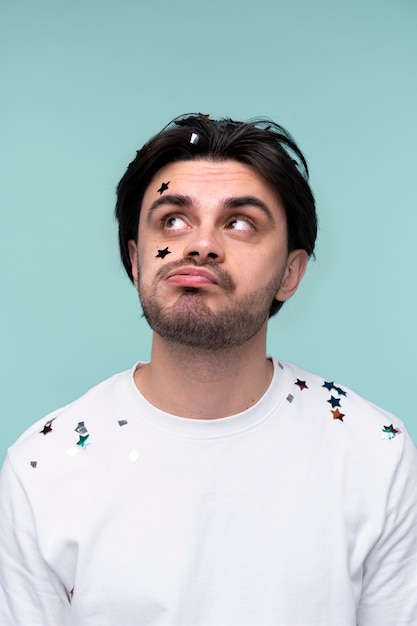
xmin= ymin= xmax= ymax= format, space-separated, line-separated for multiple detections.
xmin=165 ymin=266 xmax=219 ymax=287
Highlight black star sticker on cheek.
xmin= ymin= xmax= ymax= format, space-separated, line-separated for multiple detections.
xmin=157 ymin=181 xmax=170 ymax=194
xmin=156 ymin=247 xmax=171 ymax=259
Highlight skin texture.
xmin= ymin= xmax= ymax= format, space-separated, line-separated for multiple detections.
xmin=128 ymin=159 xmax=308 ymax=419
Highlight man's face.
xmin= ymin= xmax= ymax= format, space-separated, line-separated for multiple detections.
xmin=128 ymin=159 xmax=307 ymax=349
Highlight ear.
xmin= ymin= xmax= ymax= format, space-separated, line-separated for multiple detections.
xmin=127 ymin=240 xmax=139 ymax=287
xmin=275 ymin=249 xmax=309 ymax=302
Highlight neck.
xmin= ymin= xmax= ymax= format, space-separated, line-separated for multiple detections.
xmin=133 ymin=327 xmax=273 ymax=419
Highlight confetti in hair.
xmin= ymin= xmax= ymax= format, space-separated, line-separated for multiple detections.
xmin=190 ymin=132 xmax=199 ymax=145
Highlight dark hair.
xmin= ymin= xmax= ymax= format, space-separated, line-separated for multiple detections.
xmin=115 ymin=113 xmax=317 ymax=316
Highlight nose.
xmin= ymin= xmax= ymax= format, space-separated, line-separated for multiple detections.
xmin=182 ymin=225 xmax=225 ymax=263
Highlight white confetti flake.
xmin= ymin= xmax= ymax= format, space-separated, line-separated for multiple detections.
xmin=65 ymin=447 xmax=79 ymax=457
xmin=128 ymin=449 xmax=140 ymax=463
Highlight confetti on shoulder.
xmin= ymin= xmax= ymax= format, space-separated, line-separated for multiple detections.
xmin=40 ymin=417 xmax=57 ymax=435
xmin=295 ymin=379 xmax=308 ymax=390
xmin=128 ymin=449 xmax=140 ymax=463
xmin=118 ymin=419 xmax=128 ymax=427
xmin=381 ymin=424 xmax=401 ymax=441
xmin=75 ymin=421 xmax=88 ymax=434
xmin=76 ymin=434 xmax=90 ymax=448
xmin=30 ymin=461 xmax=37 ymax=468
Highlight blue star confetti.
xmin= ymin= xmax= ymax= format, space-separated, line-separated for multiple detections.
xmin=322 ymin=381 xmax=334 ymax=391
xmin=327 ymin=396 xmax=341 ymax=408
xmin=76 ymin=434 xmax=90 ymax=448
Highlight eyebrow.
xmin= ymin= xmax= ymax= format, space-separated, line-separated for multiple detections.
xmin=145 ymin=194 xmax=276 ymax=225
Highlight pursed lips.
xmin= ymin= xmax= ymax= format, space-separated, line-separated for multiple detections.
xmin=165 ymin=266 xmax=219 ymax=287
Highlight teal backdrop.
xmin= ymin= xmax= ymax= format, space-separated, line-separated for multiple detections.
xmin=1 ymin=0 xmax=416 ymax=462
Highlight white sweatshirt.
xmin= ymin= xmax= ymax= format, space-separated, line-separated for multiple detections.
xmin=1 ymin=359 xmax=416 ymax=625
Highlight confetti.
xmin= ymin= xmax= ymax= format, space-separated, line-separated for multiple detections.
xmin=40 ymin=423 xmax=53 ymax=435
xmin=327 ymin=396 xmax=341 ymax=408
xmin=334 ymin=386 xmax=347 ymax=396
xmin=157 ymin=181 xmax=169 ymax=195
xmin=381 ymin=424 xmax=400 ymax=440
xmin=76 ymin=434 xmax=90 ymax=448
xmin=190 ymin=132 xmax=199 ymax=145
xmin=128 ymin=449 xmax=140 ymax=463
xmin=286 ymin=394 xmax=294 ymax=403
xmin=66 ymin=447 xmax=79 ymax=457
xmin=118 ymin=419 xmax=128 ymax=427
xmin=331 ymin=408 xmax=345 ymax=421
xmin=30 ymin=461 xmax=37 ymax=468
xmin=156 ymin=247 xmax=171 ymax=259
xmin=295 ymin=379 xmax=308 ymax=390
xmin=322 ymin=381 xmax=334 ymax=391
xmin=75 ymin=421 xmax=88 ymax=434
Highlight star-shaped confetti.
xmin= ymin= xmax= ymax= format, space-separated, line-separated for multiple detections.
xmin=381 ymin=424 xmax=400 ymax=441
xmin=331 ymin=408 xmax=345 ymax=421
xmin=40 ymin=423 xmax=53 ymax=435
xmin=334 ymin=386 xmax=347 ymax=396
xmin=322 ymin=381 xmax=334 ymax=391
xmin=295 ymin=379 xmax=308 ymax=390
xmin=156 ymin=247 xmax=171 ymax=259
xmin=157 ymin=181 xmax=169 ymax=194
xmin=327 ymin=396 xmax=341 ymax=408
xmin=76 ymin=434 xmax=90 ymax=448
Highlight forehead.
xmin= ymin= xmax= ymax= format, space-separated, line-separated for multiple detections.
xmin=143 ymin=159 xmax=280 ymax=202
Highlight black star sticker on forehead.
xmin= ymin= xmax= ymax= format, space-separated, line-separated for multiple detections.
xmin=157 ymin=181 xmax=170 ymax=194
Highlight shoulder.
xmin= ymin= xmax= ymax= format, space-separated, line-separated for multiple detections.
xmin=276 ymin=360 xmax=416 ymax=467
xmin=5 ymin=365 xmax=138 ymax=467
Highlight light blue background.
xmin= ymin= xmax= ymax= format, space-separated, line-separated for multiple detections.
xmin=1 ymin=0 xmax=416 ymax=461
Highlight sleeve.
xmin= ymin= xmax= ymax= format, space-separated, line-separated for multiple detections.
xmin=357 ymin=429 xmax=417 ymax=626
xmin=0 ymin=453 xmax=71 ymax=626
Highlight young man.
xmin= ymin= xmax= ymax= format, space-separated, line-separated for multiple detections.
xmin=1 ymin=115 xmax=416 ymax=625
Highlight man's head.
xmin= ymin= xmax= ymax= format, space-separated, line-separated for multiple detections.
xmin=116 ymin=113 xmax=317 ymax=317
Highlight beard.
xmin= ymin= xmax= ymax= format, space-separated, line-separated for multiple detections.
xmin=137 ymin=259 xmax=284 ymax=350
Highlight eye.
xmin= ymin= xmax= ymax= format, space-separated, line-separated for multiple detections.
xmin=226 ymin=217 xmax=255 ymax=232
xmin=162 ymin=215 xmax=189 ymax=231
